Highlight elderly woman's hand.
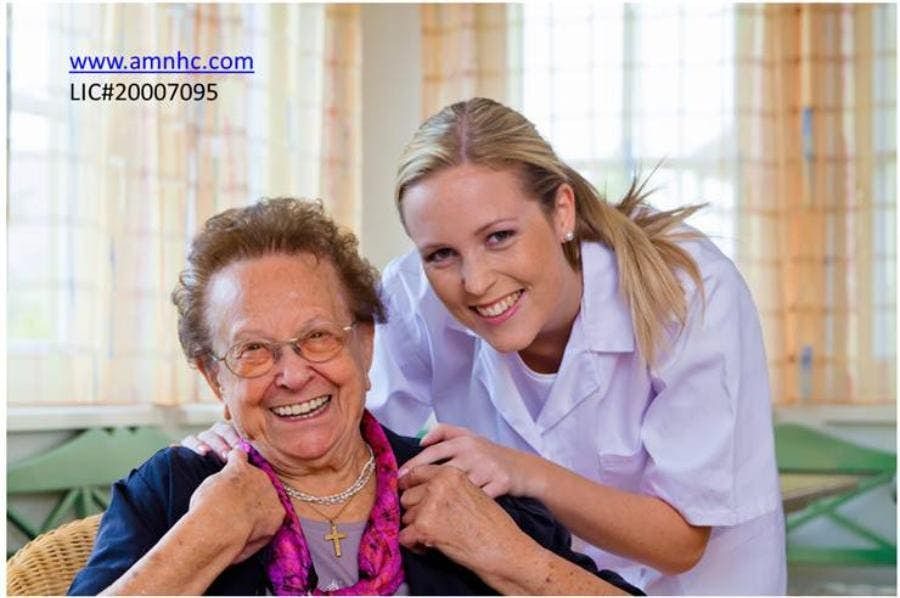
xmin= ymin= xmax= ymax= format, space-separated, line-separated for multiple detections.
xmin=189 ymin=447 xmax=285 ymax=563
xmin=398 ymin=465 xmax=527 ymax=574
xmin=99 ymin=449 xmax=285 ymax=596
xmin=398 ymin=464 xmax=629 ymax=595
xmin=181 ymin=421 xmax=242 ymax=461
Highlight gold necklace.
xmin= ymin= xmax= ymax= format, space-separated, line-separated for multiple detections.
xmin=300 ymin=476 xmax=371 ymax=558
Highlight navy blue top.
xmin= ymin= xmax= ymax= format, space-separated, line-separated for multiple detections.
xmin=69 ymin=425 xmax=643 ymax=595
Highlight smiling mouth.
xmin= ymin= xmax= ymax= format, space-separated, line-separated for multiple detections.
xmin=471 ymin=289 xmax=523 ymax=318
xmin=270 ymin=395 xmax=332 ymax=419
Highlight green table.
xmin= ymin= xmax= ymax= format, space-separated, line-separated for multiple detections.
xmin=775 ymin=423 xmax=896 ymax=566
xmin=780 ymin=472 xmax=861 ymax=514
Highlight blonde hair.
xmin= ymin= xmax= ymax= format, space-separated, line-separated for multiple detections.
xmin=395 ymin=97 xmax=704 ymax=365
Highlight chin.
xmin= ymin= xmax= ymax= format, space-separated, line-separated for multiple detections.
xmin=480 ymin=329 xmax=534 ymax=355
xmin=265 ymin=434 xmax=336 ymax=465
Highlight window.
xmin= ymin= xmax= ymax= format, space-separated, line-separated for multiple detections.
xmin=520 ymin=4 xmax=738 ymax=257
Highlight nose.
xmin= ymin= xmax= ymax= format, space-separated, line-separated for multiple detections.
xmin=460 ymin=256 xmax=494 ymax=297
xmin=273 ymin=345 xmax=315 ymax=390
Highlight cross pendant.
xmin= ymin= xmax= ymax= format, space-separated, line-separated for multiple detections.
xmin=324 ymin=521 xmax=348 ymax=557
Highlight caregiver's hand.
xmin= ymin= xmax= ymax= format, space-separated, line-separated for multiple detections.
xmin=398 ymin=423 xmax=542 ymax=498
xmin=181 ymin=420 xmax=242 ymax=461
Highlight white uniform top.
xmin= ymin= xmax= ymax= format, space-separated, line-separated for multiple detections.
xmin=368 ymin=239 xmax=786 ymax=595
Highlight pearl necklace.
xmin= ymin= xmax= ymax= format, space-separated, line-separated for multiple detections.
xmin=279 ymin=445 xmax=375 ymax=505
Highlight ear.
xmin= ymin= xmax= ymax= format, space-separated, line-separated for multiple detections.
xmin=196 ymin=357 xmax=225 ymax=402
xmin=552 ymin=183 xmax=576 ymax=240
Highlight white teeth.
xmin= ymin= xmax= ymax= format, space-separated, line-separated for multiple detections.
xmin=271 ymin=395 xmax=331 ymax=418
xmin=475 ymin=290 xmax=522 ymax=318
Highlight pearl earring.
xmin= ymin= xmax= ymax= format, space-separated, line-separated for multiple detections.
xmin=563 ymin=231 xmax=575 ymax=242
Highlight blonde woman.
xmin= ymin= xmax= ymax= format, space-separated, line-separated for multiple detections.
xmin=187 ymin=98 xmax=785 ymax=594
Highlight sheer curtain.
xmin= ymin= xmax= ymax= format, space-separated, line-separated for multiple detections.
xmin=321 ymin=5 xmax=362 ymax=230
xmin=419 ymin=4 xmax=516 ymax=117
xmin=443 ymin=3 xmax=894 ymax=404
xmin=7 ymin=4 xmax=362 ymax=406
xmin=735 ymin=4 xmax=896 ymax=404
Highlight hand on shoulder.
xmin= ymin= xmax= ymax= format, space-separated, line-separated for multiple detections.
xmin=188 ymin=448 xmax=285 ymax=563
xmin=399 ymin=423 xmax=541 ymax=498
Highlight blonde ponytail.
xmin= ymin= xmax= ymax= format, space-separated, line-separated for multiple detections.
xmin=566 ymin=168 xmax=704 ymax=364
xmin=397 ymin=97 xmax=705 ymax=365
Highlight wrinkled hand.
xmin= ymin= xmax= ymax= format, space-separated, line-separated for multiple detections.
xmin=189 ymin=448 xmax=285 ymax=563
xmin=398 ymin=464 xmax=526 ymax=574
xmin=181 ymin=421 xmax=242 ymax=461
xmin=398 ymin=424 xmax=532 ymax=497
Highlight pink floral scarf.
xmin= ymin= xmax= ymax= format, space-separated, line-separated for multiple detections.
xmin=241 ymin=410 xmax=405 ymax=595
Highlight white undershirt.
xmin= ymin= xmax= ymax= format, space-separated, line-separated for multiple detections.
xmin=507 ymin=351 xmax=557 ymax=421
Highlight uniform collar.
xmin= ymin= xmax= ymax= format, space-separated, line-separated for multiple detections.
xmin=578 ymin=241 xmax=636 ymax=354
xmin=531 ymin=242 xmax=635 ymax=435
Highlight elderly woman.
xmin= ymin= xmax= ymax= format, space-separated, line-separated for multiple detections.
xmin=68 ymin=198 xmax=640 ymax=596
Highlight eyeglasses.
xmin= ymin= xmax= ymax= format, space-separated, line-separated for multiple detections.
xmin=211 ymin=321 xmax=355 ymax=379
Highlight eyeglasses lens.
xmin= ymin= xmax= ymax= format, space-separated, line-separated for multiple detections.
xmin=224 ymin=324 xmax=349 ymax=378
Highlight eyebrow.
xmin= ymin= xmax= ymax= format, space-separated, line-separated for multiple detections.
xmin=417 ymin=217 xmax=518 ymax=254
xmin=228 ymin=317 xmax=336 ymax=342
xmin=475 ymin=217 xmax=517 ymax=236
xmin=229 ymin=328 xmax=277 ymax=343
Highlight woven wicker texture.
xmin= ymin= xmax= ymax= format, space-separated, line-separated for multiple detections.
xmin=7 ymin=514 xmax=102 ymax=596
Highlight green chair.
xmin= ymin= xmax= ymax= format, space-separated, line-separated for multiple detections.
xmin=775 ymin=422 xmax=896 ymax=566
xmin=7 ymin=426 xmax=174 ymax=554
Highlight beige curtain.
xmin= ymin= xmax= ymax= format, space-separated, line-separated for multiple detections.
xmin=321 ymin=5 xmax=362 ymax=231
xmin=420 ymin=4 xmax=515 ymax=117
xmin=736 ymin=4 xmax=896 ymax=404
xmin=7 ymin=4 xmax=362 ymax=406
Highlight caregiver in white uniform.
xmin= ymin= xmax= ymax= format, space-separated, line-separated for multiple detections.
xmin=186 ymin=97 xmax=786 ymax=594
xmin=368 ymin=98 xmax=785 ymax=595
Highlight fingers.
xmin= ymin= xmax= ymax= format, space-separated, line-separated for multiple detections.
xmin=399 ymin=482 xmax=427 ymax=510
xmin=180 ymin=434 xmax=211 ymax=456
xmin=397 ymin=463 xmax=445 ymax=491
xmin=466 ymin=467 xmax=494 ymax=489
xmin=195 ymin=432 xmax=228 ymax=457
xmin=400 ymin=501 xmax=419 ymax=527
xmin=481 ymin=480 xmax=506 ymax=498
xmin=398 ymin=502 xmax=436 ymax=554
xmin=398 ymin=526 xmax=430 ymax=554
xmin=224 ymin=446 xmax=248 ymax=469
xmin=212 ymin=421 xmax=243 ymax=448
xmin=419 ymin=423 xmax=472 ymax=447
xmin=180 ymin=420 xmax=240 ymax=461
xmin=228 ymin=446 xmax=247 ymax=461
xmin=197 ymin=430 xmax=234 ymax=461
xmin=398 ymin=437 xmax=467 ymax=477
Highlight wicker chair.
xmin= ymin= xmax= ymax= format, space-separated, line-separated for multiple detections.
xmin=6 ymin=513 xmax=102 ymax=596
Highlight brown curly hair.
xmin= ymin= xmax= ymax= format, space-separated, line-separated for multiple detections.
xmin=172 ymin=198 xmax=386 ymax=365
